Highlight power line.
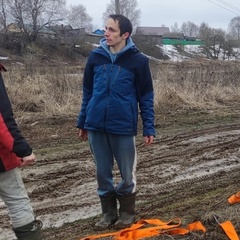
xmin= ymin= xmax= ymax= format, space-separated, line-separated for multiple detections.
xmin=216 ymin=0 xmax=240 ymax=13
xmin=208 ymin=0 xmax=240 ymax=15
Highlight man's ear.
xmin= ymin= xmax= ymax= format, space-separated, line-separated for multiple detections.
xmin=122 ymin=32 xmax=130 ymax=39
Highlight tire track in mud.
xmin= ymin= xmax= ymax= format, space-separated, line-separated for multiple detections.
xmin=0 ymin=147 xmax=98 ymax=239
xmin=1 ymin=124 xmax=240 ymax=240
xmin=137 ymin=126 xmax=240 ymax=187
xmin=135 ymin=125 xmax=240 ymax=230
xmin=138 ymin=166 xmax=240 ymax=197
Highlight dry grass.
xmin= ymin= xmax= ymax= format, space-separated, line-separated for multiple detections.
xmin=3 ymin=62 xmax=83 ymax=117
xmin=3 ymin=60 xmax=240 ymax=118
xmin=151 ymin=60 xmax=240 ymax=112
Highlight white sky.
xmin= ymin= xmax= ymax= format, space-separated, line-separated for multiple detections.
xmin=66 ymin=0 xmax=239 ymax=31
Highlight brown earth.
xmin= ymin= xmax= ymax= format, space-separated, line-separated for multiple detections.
xmin=0 ymin=107 xmax=240 ymax=240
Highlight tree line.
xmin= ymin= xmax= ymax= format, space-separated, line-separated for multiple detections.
xmin=0 ymin=0 xmax=240 ymax=60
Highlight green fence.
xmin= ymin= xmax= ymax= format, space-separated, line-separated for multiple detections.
xmin=162 ymin=39 xmax=204 ymax=45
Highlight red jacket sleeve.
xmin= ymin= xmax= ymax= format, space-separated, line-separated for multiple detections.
xmin=0 ymin=70 xmax=32 ymax=158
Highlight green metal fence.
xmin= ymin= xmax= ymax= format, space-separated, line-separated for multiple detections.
xmin=162 ymin=39 xmax=204 ymax=45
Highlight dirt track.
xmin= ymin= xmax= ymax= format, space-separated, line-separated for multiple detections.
xmin=0 ymin=113 xmax=240 ymax=240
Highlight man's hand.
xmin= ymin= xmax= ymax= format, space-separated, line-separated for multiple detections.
xmin=144 ymin=136 xmax=154 ymax=146
xmin=77 ymin=128 xmax=88 ymax=141
xmin=19 ymin=153 xmax=36 ymax=167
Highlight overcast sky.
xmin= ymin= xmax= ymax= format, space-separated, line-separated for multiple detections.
xmin=66 ymin=0 xmax=239 ymax=30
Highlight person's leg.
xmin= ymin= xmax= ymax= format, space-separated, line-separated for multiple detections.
xmin=0 ymin=168 xmax=34 ymax=228
xmin=88 ymin=131 xmax=118 ymax=230
xmin=109 ymin=134 xmax=137 ymax=195
xmin=88 ymin=130 xmax=116 ymax=196
xmin=109 ymin=134 xmax=137 ymax=229
xmin=0 ymin=168 xmax=42 ymax=239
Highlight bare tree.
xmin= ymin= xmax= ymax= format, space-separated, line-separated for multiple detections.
xmin=0 ymin=0 xmax=9 ymax=32
xmin=30 ymin=0 xmax=66 ymax=41
xmin=102 ymin=0 xmax=141 ymax=30
xmin=228 ymin=16 xmax=240 ymax=40
xmin=181 ymin=21 xmax=199 ymax=37
xmin=7 ymin=0 xmax=27 ymax=32
xmin=0 ymin=0 xmax=12 ymax=47
xmin=198 ymin=22 xmax=227 ymax=60
xmin=67 ymin=4 xmax=93 ymax=32
xmin=171 ymin=22 xmax=180 ymax=33
xmin=8 ymin=0 xmax=66 ymax=41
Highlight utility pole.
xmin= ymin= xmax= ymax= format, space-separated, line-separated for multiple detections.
xmin=115 ymin=0 xmax=120 ymax=14
xmin=238 ymin=24 xmax=240 ymax=40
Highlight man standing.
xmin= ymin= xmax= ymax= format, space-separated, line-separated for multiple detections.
xmin=0 ymin=64 xmax=42 ymax=240
xmin=77 ymin=14 xmax=155 ymax=230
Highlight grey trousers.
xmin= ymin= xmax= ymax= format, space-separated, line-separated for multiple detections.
xmin=88 ymin=131 xmax=137 ymax=197
xmin=0 ymin=168 xmax=34 ymax=228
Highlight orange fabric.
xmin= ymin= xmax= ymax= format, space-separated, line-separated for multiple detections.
xmin=114 ymin=218 xmax=182 ymax=240
xmin=79 ymin=218 xmax=206 ymax=240
xmin=219 ymin=221 xmax=239 ymax=240
xmin=228 ymin=191 xmax=240 ymax=204
xmin=80 ymin=192 xmax=240 ymax=240
xmin=79 ymin=218 xmax=240 ymax=240
xmin=187 ymin=221 xmax=206 ymax=232
xmin=80 ymin=232 xmax=116 ymax=240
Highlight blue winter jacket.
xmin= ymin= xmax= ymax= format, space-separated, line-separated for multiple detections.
xmin=77 ymin=37 xmax=155 ymax=137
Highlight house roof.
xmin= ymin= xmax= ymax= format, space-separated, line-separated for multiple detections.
xmin=93 ymin=29 xmax=105 ymax=35
xmin=48 ymin=24 xmax=73 ymax=32
xmin=5 ymin=23 xmax=22 ymax=32
xmin=136 ymin=26 xmax=170 ymax=36
xmin=4 ymin=23 xmax=55 ymax=35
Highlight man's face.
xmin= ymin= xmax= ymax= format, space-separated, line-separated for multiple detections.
xmin=104 ymin=18 xmax=129 ymax=48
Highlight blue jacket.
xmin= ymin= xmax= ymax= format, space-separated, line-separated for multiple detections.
xmin=77 ymin=37 xmax=155 ymax=137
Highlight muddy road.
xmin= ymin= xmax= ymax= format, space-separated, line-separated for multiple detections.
xmin=0 ymin=112 xmax=240 ymax=240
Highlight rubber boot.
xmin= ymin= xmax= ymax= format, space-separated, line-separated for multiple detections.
xmin=94 ymin=193 xmax=118 ymax=231
xmin=13 ymin=219 xmax=43 ymax=240
xmin=114 ymin=192 xmax=136 ymax=230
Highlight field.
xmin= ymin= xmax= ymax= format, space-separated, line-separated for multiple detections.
xmin=0 ymin=59 xmax=239 ymax=240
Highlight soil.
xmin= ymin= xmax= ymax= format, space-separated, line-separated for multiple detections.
xmin=0 ymin=107 xmax=240 ymax=240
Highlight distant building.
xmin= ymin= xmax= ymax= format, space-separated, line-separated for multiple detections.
xmin=93 ymin=29 xmax=105 ymax=35
xmin=162 ymin=32 xmax=185 ymax=40
xmin=3 ymin=23 xmax=56 ymax=38
xmin=48 ymin=24 xmax=72 ymax=36
xmin=134 ymin=26 xmax=170 ymax=45
xmin=48 ymin=25 xmax=85 ymax=45
xmin=135 ymin=26 xmax=170 ymax=36
xmin=162 ymin=32 xmax=204 ymax=45
xmin=4 ymin=23 xmax=22 ymax=33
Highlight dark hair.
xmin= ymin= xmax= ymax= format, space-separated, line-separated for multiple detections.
xmin=109 ymin=14 xmax=133 ymax=37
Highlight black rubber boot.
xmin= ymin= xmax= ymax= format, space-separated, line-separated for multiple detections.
xmin=13 ymin=219 xmax=43 ymax=240
xmin=114 ymin=192 xmax=136 ymax=230
xmin=94 ymin=193 xmax=118 ymax=231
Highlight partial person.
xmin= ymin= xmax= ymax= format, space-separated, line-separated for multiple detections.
xmin=0 ymin=64 xmax=42 ymax=240
xmin=77 ymin=14 xmax=155 ymax=230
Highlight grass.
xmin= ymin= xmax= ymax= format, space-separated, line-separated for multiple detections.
xmin=2 ymin=60 xmax=240 ymax=118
